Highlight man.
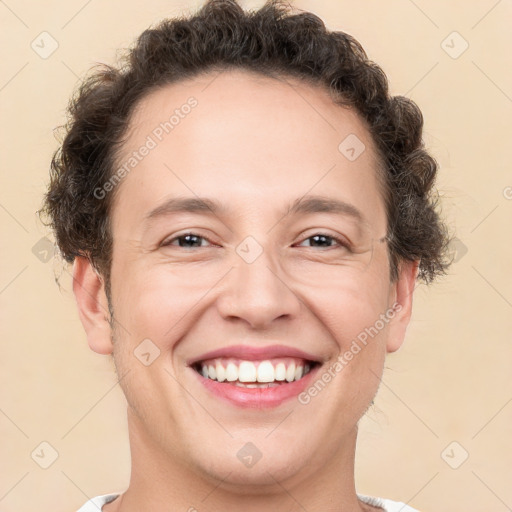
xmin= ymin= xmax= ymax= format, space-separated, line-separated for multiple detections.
xmin=42 ymin=1 xmax=451 ymax=510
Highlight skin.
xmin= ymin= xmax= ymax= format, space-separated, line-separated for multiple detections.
xmin=73 ymin=69 xmax=419 ymax=512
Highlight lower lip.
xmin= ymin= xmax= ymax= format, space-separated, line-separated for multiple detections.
xmin=190 ymin=364 xmax=321 ymax=409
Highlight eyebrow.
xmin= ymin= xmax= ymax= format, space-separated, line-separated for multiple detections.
xmin=144 ymin=194 xmax=366 ymax=225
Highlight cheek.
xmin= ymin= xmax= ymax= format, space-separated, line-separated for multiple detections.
xmin=297 ymin=267 xmax=391 ymax=395
xmin=312 ymin=288 xmax=389 ymax=411
xmin=110 ymin=260 xmax=219 ymax=351
xmin=299 ymin=270 xmax=391 ymax=345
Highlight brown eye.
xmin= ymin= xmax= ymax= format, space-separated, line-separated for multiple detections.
xmin=296 ymin=233 xmax=350 ymax=250
xmin=161 ymin=232 xmax=212 ymax=248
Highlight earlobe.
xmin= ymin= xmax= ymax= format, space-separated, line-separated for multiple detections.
xmin=385 ymin=259 xmax=420 ymax=353
xmin=72 ymin=256 xmax=114 ymax=355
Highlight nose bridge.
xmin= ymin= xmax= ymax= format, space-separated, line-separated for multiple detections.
xmin=216 ymin=236 xmax=301 ymax=328
xmin=236 ymin=239 xmax=281 ymax=290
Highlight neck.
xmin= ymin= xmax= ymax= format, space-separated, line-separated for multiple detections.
xmin=105 ymin=407 xmax=373 ymax=512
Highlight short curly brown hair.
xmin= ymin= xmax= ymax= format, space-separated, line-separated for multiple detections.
xmin=41 ymin=0 xmax=452 ymax=294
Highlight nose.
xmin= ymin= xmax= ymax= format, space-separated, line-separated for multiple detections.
xmin=215 ymin=247 xmax=302 ymax=330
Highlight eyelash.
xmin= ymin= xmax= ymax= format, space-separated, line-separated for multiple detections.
xmin=160 ymin=232 xmax=350 ymax=250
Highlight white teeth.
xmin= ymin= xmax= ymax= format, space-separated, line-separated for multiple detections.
xmin=198 ymin=359 xmax=314 ymax=384
xmin=235 ymin=382 xmax=280 ymax=388
xmin=285 ymin=362 xmax=296 ymax=382
xmin=257 ymin=361 xmax=275 ymax=382
xmin=238 ymin=361 xmax=257 ymax=382
xmin=215 ymin=362 xmax=226 ymax=382
xmin=275 ymin=363 xmax=286 ymax=381
xmin=225 ymin=362 xmax=238 ymax=382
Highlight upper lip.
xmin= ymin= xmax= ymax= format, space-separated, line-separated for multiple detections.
xmin=187 ymin=344 xmax=322 ymax=366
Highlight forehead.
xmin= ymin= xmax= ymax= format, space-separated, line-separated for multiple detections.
xmin=123 ymin=69 xmax=374 ymax=152
xmin=110 ymin=69 xmax=387 ymax=233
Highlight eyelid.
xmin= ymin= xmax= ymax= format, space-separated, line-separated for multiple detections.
xmin=160 ymin=232 xmax=351 ymax=252
xmin=294 ymin=229 xmax=351 ymax=248
xmin=160 ymin=231 xmax=218 ymax=247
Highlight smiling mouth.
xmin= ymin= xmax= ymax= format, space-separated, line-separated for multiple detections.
xmin=192 ymin=357 xmax=321 ymax=388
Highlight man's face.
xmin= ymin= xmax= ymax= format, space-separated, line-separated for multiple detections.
xmin=82 ymin=69 xmax=414 ymax=485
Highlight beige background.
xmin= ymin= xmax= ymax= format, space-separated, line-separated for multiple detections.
xmin=1 ymin=1 xmax=511 ymax=511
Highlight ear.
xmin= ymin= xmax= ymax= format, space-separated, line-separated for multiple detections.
xmin=385 ymin=259 xmax=420 ymax=353
xmin=72 ymin=256 xmax=114 ymax=355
